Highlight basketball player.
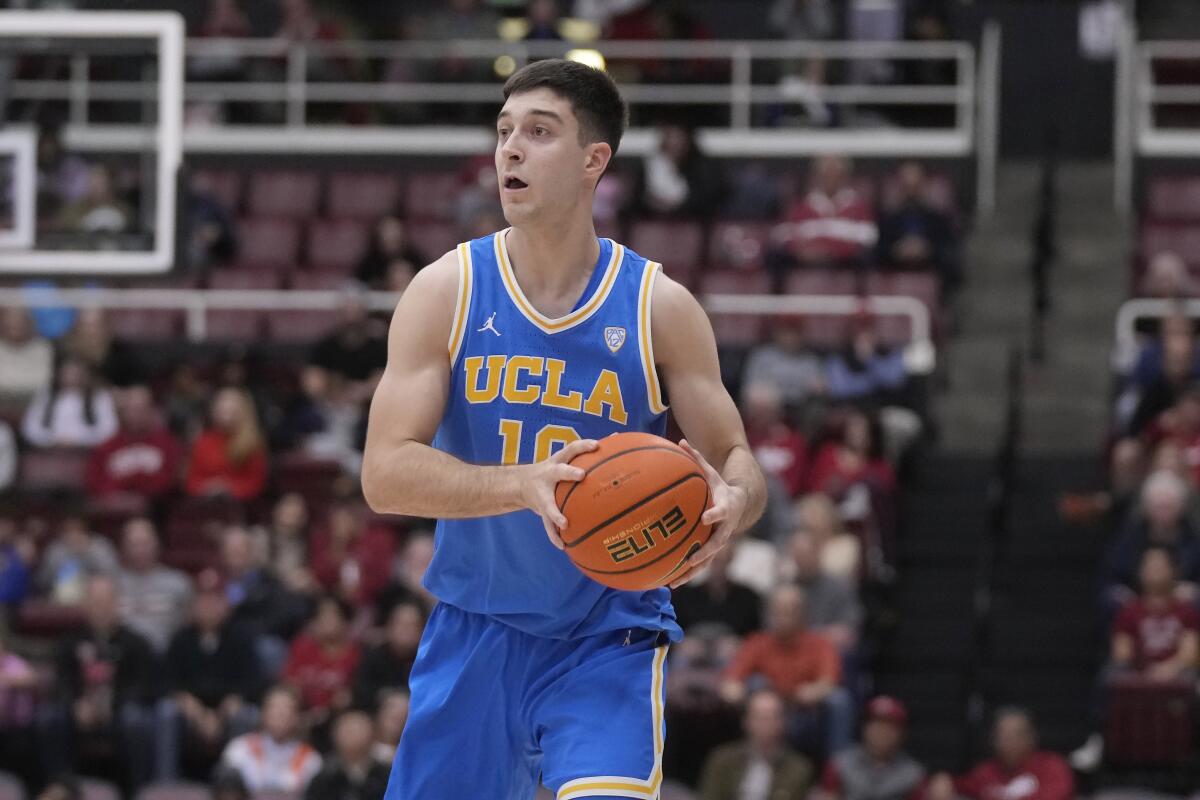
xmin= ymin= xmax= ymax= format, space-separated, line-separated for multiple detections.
xmin=364 ymin=59 xmax=766 ymax=800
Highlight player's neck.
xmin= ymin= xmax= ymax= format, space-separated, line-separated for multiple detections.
xmin=506 ymin=216 xmax=601 ymax=295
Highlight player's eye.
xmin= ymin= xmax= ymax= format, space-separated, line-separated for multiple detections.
xmin=497 ymin=128 xmax=510 ymax=139
xmin=534 ymin=126 xmax=548 ymax=137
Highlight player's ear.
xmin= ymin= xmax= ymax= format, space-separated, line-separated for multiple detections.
xmin=583 ymin=141 xmax=612 ymax=183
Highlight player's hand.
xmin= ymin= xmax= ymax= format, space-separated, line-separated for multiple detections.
xmin=669 ymin=439 xmax=748 ymax=589
xmin=518 ymin=438 xmax=599 ymax=550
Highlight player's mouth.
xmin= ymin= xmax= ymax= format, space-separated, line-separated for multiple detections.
xmin=503 ymin=176 xmax=529 ymax=193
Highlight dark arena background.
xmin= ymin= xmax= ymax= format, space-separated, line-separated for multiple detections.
xmin=1 ymin=0 xmax=1199 ymax=798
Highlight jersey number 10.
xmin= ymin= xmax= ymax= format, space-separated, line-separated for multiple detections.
xmin=498 ymin=419 xmax=581 ymax=464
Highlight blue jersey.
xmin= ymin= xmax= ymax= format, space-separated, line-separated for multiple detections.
xmin=423 ymin=229 xmax=682 ymax=641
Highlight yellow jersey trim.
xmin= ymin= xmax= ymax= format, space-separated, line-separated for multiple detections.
xmin=495 ymin=229 xmax=623 ymax=335
xmin=447 ymin=242 xmax=473 ymax=366
xmin=638 ymin=261 xmax=668 ymax=415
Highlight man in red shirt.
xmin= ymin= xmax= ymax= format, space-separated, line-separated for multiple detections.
xmin=742 ymin=381 xmax=808 ymax=498
xmin=720 ymin=584 xmax=853 ymax=755
xmin=86 ymin=385 xmax=182 ymax=502
xmin=775 ymin=154 xmax=877 ymax=268
xmin=282 ymin=595 xmax=361 ymax=730
xmin=927 ymin=708 xmax=1074 ymax=800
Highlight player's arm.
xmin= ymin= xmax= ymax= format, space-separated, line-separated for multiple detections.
xmin=361 ymin=252 xmax=596 ymax=544
xmin=651 ymin=273 xmax=767 ymax=588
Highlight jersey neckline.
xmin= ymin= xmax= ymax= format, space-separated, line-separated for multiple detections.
xmin=493 ymin=228 xmax=624 ymax=335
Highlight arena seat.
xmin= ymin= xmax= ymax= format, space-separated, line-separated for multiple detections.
xmin=707 ymin=221 xmax=772 ymax=271
xmin=247 ymin=170 xmax=322 ymax=219
xmin=784 ymin=270 xmax=858 ymax=348
xmin=405 ymin=221 xmax=459 ymax=265
xmin=235 ymin=219 xmax=303 ymax=271
xmin=88 ymin=494 xmax=150 ymax=541
xmin=1145 ymin=175 xmax=1200 ymax=222
xmin=403 ymin=172 xmax=462 ymax=221
xmin=265 ymin=310 xmax=342 ymax=342
xmin=13 ymin=600 xmax=86 ymax=638
xmin=107 ymin=309 xmax=183 ymax=342
xmin=204 ymin=310 xmax=265 ymax=341
xmin=866 ymin=271 xmax=941 ymax=315
xmin=699 ymin=270 xmax=771 ymax=346
xmin=289 ymin=272 xmax=354 ymax=291
xmin=327 ymin=172 xmax=403 ymax=219
xmin=1140 ymin=222 xmax=1200 ymax=269
xmin=306 ymin=218 xmax=371 ymax=273
xmin=274 ymin=454 xmax=344 ymax=503
xmin=879 ymin=171 xmax=958 ymax=215
xmin=629 ymin=221 xmax=705 ymax=276
xmin=18 ymin=449 xmax=90 ymax=493
xmin=136 ymin=783 xmax=211 ymax=800
xmin=207 ymin=269 xmax=284 ymax=291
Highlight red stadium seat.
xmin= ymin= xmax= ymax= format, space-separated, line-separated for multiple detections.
xmin=290 ymin=272 xmax=356 ymax=291
xmin=161 ymin=547 xmax=217 ymax=576
xmin=629 ymin=221 xmax=705 ymax=274
xmin=1104 ymin=676 xmax=1194 ymax=767
xmin=306 ymin=218 xmax=370 ymax=273
xmin=275 ymin=453 xmax=344 ymax=504
xmin=13 ymin=600 xmax=86 ymax=638
xmin=1146 ymin=175 xmax=1200 ymax=221
xmin=207 ymin=269 xmax=283 ymax=290
xmin=327 ymin=172 xmax=402 ymax=219
xmin=247 ymin=170 xmax=321 ymax=219
xmin=866 ymin=272 xmax=940 ymax=315
xmin=88 ymin=494 xmax=150 ymax=542
xmin=136 ymin=783 xmax=212 ymax=800
xmin=204 ymin=310 xmax=265 ymax=341
xmin=699 ymin=270 xmax=771 ymax=346
xmin=193 ymin=169 xmax=243 ymax=214
xmin=784 ymin=270 xmax=858 ymax=348
xmin=1140 ymin=222 xmax=1200 ymax=268
xmin=107 ymin=309 xmax=183 ymax=342
xmin=266 ymin=310 xmax=342 ymax=343
xmin=403 ymin=172 xmax=462 ymax=221
xmin=405 ymin=221 xmax=459 ymax=263
xmin=708 ymin=222 xmax=772 ymax=271
xmin=236 ymin=218 xmax=302 ymax=270
xmin=19 ymin=449 xmax=89 ymax=493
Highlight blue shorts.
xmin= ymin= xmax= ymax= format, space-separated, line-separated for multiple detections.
xmin=384 ymin=602 xmax=670 ymax=800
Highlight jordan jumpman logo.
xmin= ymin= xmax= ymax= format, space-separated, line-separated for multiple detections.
xmin=478 ymin=312 xmax=502 ymax=336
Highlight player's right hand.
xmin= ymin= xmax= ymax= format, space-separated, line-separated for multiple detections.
xmin=517 ymin=438 xmax=598 ymax=550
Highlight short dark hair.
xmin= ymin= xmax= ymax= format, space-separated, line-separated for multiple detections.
xmin=502 ymin=58 xmax=628 ymax=153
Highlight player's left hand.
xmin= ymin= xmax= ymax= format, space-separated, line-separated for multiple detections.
xmin=669 ymin=439 xmax=748 ymax=589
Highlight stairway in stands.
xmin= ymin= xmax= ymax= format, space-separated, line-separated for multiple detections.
xmin=876 ymin=451 xmax=1107 ymax=772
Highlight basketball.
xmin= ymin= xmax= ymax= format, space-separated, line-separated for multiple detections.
xmin=555 ymin=432 xmax=713 ymax=591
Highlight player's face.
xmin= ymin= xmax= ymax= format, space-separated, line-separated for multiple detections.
xmin=495 ymin=88 xmax=606 ymax=227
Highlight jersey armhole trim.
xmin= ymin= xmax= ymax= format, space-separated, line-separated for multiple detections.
xmin=447 ymin=242 xmax=473 ymax=367
xmin=638 ymin=261 xmax=669 ymax=415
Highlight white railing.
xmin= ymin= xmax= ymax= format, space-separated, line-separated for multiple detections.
xmin=0 ymin=287 xmax=936 ymax=373
xmin=3 ymin=30 xmax=1000 ymax=199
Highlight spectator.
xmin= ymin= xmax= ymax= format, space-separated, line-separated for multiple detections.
xmin=804 ymin=410 xmax=896 ymax=500
xmin=219 ymin=525 xmax=312 ymax=677
xmin=877 ymin=161 xmax=959 ymax=289
xmin=61 ymin=308 xmax=142 ymax=388
xmin=375 ymin=530 xmax=436 ymax=618
xmin=453 ymin=157 xmax=502 ymax=238
xmin=251 ymin=492 xmax=317 ymax=596
xmin=37 ymin=513 xmax=119 ymax=605
xmin=523 ymin=0 xmax=564 ymax=41
xmin=1103 ymin=469 xmax=1200 ymax=608
xmin=116 ymin=518 xmax=192 ymax=653
xmin=1126 ymin=316 xmax=1200 ymax=436
xmin=163 ymin=362 xmax=213 ymax=441
xmin=672 ymin=542 xmax=763 ymax=641
xmin=191 ymin=0 xmax=252 ymax=85
xmin=788 ymin=530 xmax=862 ymax=652
xmin=219 ymin=685 xmax=322 ymax=794
xmin=21 ymin=354 xmax=118 ymax=449
xmin=0 ymin=306 xmax=54 ymax=406
xmin=372 ymin=689 xmax=408 ymax=764
xmin=698 ymin=689 xmax=814 ymax=800
xmin=36 ymin=123 xmax=90 ymax=218
xmin=283 ymin=595 xmax=361 ymax=723
xmin=413 ymin=0 xmax=500 ymax=46
xmin=275 ymin=365 xmax=364 ymax=474
xmin=925 ymin=708 xmax=1074 ymax=800
xmin=309 ymin=289 xmax=388 ymax=388
xmin=721 ymin=585 xmax=853 ymax=756
xmin=1113 ymin=547 xmax=1198 ymax=679
xmin=185 ymin=171 xmax=238 ymax=269
xmin=309 ymin=500 xmax=394 ymax=607
xmin=741 ymin=320 xmax=827 ymax=408
xmin=39 ymin=576 xmax=158 ymax=789
xmin=773 ymin=155 xmax=877 ymax=270
xmin=816 ymin=696 xmax=925 ymax=800
xmin=743 ymin=381 xmax=809 ymax=499
xmin=0 ymin=627 xmax=37 ymax=742
xmin=55 ymin=163 xmax=131 ymax=234
xmin=304 ymin=710 xmax=390 ymax=800
xmin=186 ymin=387 xmax=268 ymax=501
xmin=793 ymin=494 xmax=861 ymax=583
xmin=156 ymin=568 xmax=262 ymax=782
xmin=355 ymin=215 xmax=426 ymax=289
xmin=0 ymin=419 xmax=13 ymax=492
xmin=1140 ymin=251 xmax=1195 ymax=299
xmin=633 ymin=124 xmax=724 ymax=220
xmin=826 ymin=317 xmax=909 ymax=406
xmin=34 ymin=776 xmax=82 ymax=800
xmin=769 ymin=0 xmax=837 ymax=40
xmin=351 ymin=600 xmax=425 ymax=710
xmin=0 ymin=516 xmax=32 ymax=606
xmin=86 ymin=385 xmax=183 ymax=503
xmin=384 ymin=258 xmax=418 ymax=294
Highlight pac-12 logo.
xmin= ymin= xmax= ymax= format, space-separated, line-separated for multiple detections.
xmin=606 ymin=506 xmax=687 ymax=563
xmin=604 ymin=326 xmax=626 ymax=353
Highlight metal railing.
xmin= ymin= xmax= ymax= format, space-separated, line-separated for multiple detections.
xmin=2 ymin=29 xmax=1001 ymax=202
xmin=0 ymin=286 xmax=936 ymax=372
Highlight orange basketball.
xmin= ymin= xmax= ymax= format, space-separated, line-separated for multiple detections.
xmin=555 ymin=431 xmax=713 ymax=591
